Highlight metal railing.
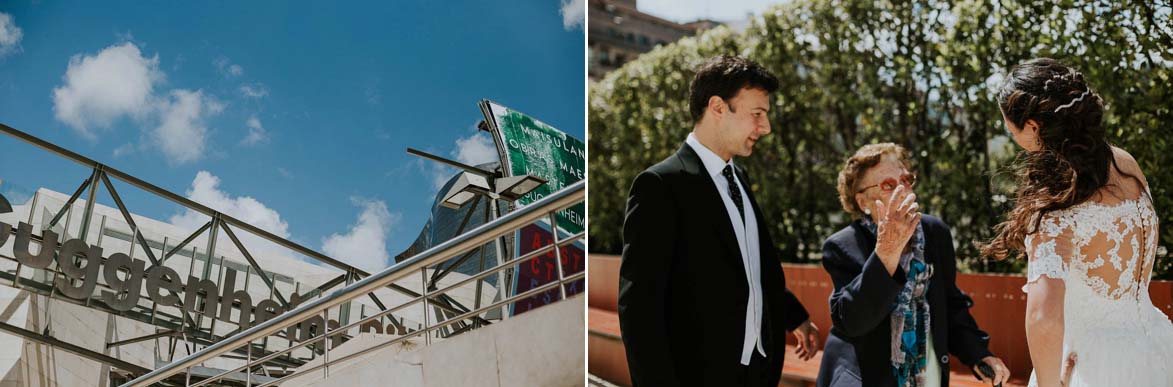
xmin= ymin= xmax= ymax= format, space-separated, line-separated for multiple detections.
xmin=0 ymin=122 xmax=491 ymax=370
xmin=121 ymin=179 xmax=586 ymax=387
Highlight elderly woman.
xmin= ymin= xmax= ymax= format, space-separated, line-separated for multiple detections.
xmin=815 ymin=143 xmax=1009 ymax=387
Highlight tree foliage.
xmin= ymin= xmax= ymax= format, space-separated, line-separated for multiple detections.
xmin=588 ymin=0 xmax=1173 ymax=277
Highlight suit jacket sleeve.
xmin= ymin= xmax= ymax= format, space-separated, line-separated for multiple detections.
xmin=765 ymin=243 xmax=810 ymax=331
xmin=778 ymin=286 xmax=810 ymax=331
xmin=618 ymin=170 xmax=681 ymax=387
xmin=934 ymin=222 xmax=994 ymax=366
xmin=822 ymin=237 xmax=907 ymax=338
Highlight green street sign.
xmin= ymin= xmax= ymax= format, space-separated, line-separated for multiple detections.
xmin=480 ymin=100 xmax=585 ymax=235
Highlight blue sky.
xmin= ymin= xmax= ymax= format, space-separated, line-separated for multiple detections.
xmin=0 ymin=1 xmax=585 ymax=272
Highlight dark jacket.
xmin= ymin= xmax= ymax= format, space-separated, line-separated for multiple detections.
xmin=618 ymin=144 xmax=810 ymax=387
xmin=816 ymin=215 xmax=993 ymax=387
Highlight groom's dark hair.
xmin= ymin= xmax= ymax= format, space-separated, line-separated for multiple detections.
xmin=689 ymin=55 xmax=778 ymax=123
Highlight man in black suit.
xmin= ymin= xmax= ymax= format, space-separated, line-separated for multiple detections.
xmin=618 ymin=55 xmax=820 ymax=387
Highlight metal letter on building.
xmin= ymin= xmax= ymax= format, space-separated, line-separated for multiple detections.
xmin=102 ymin=252 xmax=146 ymax=311
xmin=55 ymin=238 xmax=103 ymax=300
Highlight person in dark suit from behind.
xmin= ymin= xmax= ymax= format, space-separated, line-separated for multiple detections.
xmin=618 ymin=55 xmax=821 ymax=387
xmin=816 ymin=143 xmax=1010 ymax=387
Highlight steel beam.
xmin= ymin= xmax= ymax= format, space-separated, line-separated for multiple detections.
xmin=0 ymin=321 xmax=151 ymax=376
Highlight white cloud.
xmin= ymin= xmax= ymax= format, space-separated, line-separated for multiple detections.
xmin=170 ymin=171 xmax=291 ymax=249
xmin=425 ymin=161 xmax=456 ymax=192
xmin=112 ymin=143 xmax=135 ymax=158
xmin=213 ymin=56 xmax=243 ymax=77
xmin=423 ymin=133 xmax=500 ymax=191
xmin=277 ymin=167 xmax=293 ymax=179
xmin=153 ymin=89 xmax=223 ymax=164
xmin=322 ymin=197 xmax=398 ymax=272
xmin=560 ymin=0 xmax=585 ymax=30
xmin=52 ymin=42 xmax=162 ymax=138
xmin=241 ymin=115 xmax=269 ymax=146
xmin=239 ymin=83 xmax=269 ymax=98
xmin=453 ymin=133 xmax=497 ymax=165
xmin=0 ymin=12 xmax=23 ymax=58
xmin=52 ymin=41 xmax=230 ymax=163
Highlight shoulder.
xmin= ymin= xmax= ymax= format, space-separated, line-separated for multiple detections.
xmin=629 ymin=152 xmax=686 ymax=194
xmin=823 ymin=223 xmax=861 ymax=256
xmin=1110 ymin=145 xmax=1138 ymax=168
xmin=1110 ymin=146 xmax=1150 ymax=188
xmin=824 ymin=224 xmax=857 ymax=247
xmin=822 ymin=223 xmax=868 ymax=267
xmin=644 ymin=152 xmax=686 ymax=179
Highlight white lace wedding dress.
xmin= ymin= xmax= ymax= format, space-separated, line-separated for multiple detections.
xmin=1023 ymin=188 xmax=1173 ymax=386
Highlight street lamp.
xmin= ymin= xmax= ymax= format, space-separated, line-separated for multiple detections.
xmin=441 ymin=172 xmax=492 ymax=209
xmin=440 ymin=172 xmax=548 ymax=209
xmin=407 ymin=148 xmax=546 ymax=208
xmin=493 ymin=175 xmax=547 ymax=202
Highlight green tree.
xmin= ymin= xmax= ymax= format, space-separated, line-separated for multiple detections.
xmin=588 ymin=0 xmax=1173 ymax=278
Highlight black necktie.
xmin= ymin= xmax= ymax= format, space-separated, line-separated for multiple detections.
xmin=721 ymin=165 xmax=745 ymax=223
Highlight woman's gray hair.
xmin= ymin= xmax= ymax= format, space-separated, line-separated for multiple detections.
xmin=836 ymin=143 xmax=913 ymax=219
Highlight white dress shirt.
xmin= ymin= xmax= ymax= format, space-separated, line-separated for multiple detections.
xmin=685 ymin=133 xmax=766 ymax=365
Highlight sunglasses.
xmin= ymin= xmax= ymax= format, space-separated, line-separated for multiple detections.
xmin=857 ymin=173 xmax=917 ymax=193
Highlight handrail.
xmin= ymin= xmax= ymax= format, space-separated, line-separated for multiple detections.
xmin=120 ymin=179 xmax=585 ymax=387
xmin=182 ymin=230 xmax=586 ymax=387
xmin=257 ymin=271 xmax=585 ymax=387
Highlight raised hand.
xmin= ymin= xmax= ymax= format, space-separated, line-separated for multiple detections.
xmin=873 ymin=184 xmax=921 ymax=275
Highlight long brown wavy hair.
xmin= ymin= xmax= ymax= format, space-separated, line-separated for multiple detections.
xmin=982 ymin=58 xmax=1140 ymax=260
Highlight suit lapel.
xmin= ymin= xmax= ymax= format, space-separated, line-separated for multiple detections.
xmin=675 ymin=145 xmax=744 ymax=267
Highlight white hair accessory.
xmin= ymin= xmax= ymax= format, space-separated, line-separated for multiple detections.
xmin=1054 ymin=89 xmax=1090 ymax=113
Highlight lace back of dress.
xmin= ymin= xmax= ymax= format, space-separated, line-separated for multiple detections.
xmin=1030 ymin=189 xmax=1159 ymax=300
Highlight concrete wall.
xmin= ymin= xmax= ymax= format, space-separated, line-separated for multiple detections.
xmin=0 ymin=286 xmax=28 ymax=387
xmin=285 ymin=295 xmax=585 ymax=387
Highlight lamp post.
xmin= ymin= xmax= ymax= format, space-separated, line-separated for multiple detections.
xmin=406 ymin=148 xmax=546 ymax=321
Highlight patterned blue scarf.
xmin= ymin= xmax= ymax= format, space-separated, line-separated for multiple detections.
xmin=861 ymin=217 xmax=932 ymax=387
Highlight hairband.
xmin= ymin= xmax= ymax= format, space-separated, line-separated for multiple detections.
xmin=1054 ymin=89 xmax=1090 ymax=113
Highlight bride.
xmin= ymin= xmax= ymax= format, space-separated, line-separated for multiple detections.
xmin=983 ymin=58 xmax=1173 ymax=387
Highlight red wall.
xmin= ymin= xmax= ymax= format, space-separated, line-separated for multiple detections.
xmin=589 ymin=254 xmax=1173 ymax=381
